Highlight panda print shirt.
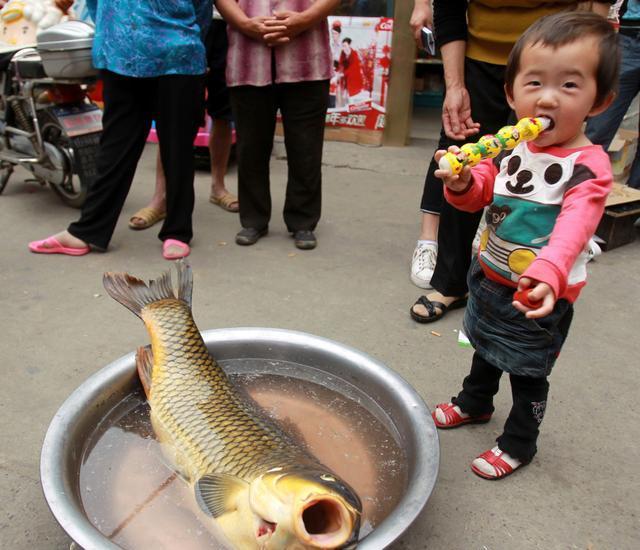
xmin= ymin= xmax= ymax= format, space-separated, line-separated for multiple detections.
xmin=445 ymin=141 xmax=613 ymax=302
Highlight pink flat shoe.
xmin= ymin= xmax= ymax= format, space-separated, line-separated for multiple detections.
xmin=28 ymin=236 xmax=90 ymax=256
xmin=162 ymin=238 xmax=190 ymax=260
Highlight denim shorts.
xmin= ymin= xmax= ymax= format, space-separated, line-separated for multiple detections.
xmin=463 ymin=258 xmax=574 ymax=377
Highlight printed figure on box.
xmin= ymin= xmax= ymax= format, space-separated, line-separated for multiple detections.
xmin=326 ymin=15 xmax=392 ymax=132
xmin=0 ymin=0 xmax=69 ymax=46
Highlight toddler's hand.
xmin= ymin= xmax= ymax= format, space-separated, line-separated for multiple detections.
xmin=513 ymin=277 xmax=556 ymax=318
xmin=434 ymin=147 xmax=472 ymax=192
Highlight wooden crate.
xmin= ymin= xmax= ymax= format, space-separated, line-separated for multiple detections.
xmin=595 ymin=183 xmax=640 ymax=251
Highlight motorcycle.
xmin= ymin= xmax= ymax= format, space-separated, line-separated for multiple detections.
xmin=0 ymin=21 xmax=102 ymax=208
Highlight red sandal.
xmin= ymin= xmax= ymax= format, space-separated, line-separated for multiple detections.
xmin=432 ymin=402 xmax=492 ymax=429
xmin=471 ymin=446 xmax=525 ymax=480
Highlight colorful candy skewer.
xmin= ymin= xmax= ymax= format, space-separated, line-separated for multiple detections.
xmin=438 ymin=116 xmax=551 ymax=175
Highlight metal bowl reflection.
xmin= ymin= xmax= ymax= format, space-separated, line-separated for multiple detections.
xmin=41 ymin=328 xmax=439 ymax=549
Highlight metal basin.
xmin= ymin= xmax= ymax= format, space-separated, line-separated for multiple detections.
xmin=41 ymin=328 xmax=439 ymax=549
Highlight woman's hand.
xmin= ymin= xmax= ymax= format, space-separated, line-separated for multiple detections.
xmin=442 ymin=85 xmax=480 ymax=141
xmin=434 ymin=147 xmax=472 ymax=193
xmin=263 ymin=10 xmax=310 ymax=45
xmin=241 ymin=16 xmax=288 ymax=44
xmin=409 ymin=0 xmax=433 ymax=49
xmin=512 ymin=277 xmax=556 ymax=319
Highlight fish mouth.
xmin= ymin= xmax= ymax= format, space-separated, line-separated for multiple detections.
xmin=295 ymin=497 xmax=355 ymax=548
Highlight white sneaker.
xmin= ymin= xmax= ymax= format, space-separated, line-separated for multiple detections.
xmin=410 ymin=242 xmax=437 ymax=289
xmin=586 ymin=239 xmax=602 ymax=262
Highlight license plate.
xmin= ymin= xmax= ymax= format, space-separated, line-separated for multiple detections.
xmin=56 ymin=107 xmax=103 ymax=137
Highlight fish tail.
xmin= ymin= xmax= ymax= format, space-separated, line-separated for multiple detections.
xmin=103 ymin=260 xmax=193 ymax=317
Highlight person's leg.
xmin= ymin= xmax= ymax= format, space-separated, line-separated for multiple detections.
xmin=60 ymin=71 xmax=153 ymax=250
xmin=152 ymin=151 xmax=167 ymax=209
xmin=410 ymin=128 xmax=449 ymax=288
xmin=453 ymin=352 xmax=502 ymax=416
xmin=278 ymin=79 xmax=329 ymax=238
xmin=433 ymin=352 xmax=502 ymax=427
xmin=586 ymin=33 xmax=639 ymax=151
xmin=412 ymin=59 xmax=512 ymax=319
xmin=630 ymin=113 xmax=640 ymax=189
xmin=127 ymin=150 xmax=167 ymax=229
xmin=209 ymin=118 xmax=234 ymax=201
xmin=155 ymin=73 xmax=204 ymax=248
xmin=229 ymin=84 xmax=277 ymax=233
xmin=495 ymin=374 xmax=549 ymax=463
xmin=204 ymin=18 xmax=237 ymax=207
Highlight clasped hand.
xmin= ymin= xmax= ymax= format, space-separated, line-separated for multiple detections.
xmin=245 ymin=11 xmax=309 ymax=47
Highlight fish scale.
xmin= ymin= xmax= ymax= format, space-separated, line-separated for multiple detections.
xmin=142 ymin=298 xmax=315 ymax=481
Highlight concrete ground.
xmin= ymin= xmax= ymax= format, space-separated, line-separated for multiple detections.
xmin=0 ymin=128 xmax=638 ymax=550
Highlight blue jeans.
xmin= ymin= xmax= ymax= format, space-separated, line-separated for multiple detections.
xmin=463 ymin=259 xmax=574 ymax=377
xmin=586 ymin=32 xmax=640 ymax=189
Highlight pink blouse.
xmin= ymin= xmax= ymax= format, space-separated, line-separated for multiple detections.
xmin=226 ymin=0 xmax=332 ymax=86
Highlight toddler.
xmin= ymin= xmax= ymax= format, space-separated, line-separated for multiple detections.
xmin=432 ymin=11 xmax=620 ymax=480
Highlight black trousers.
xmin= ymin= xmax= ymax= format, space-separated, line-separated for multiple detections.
xmin=68 ymin=70 xmax=204 ymax=250
xmin=420 ymin=59 xmax=514 ymax=296
xmin=229 ymin=79 xmax=329 ymax=233
xmin=453 ymin=353 xmax=549 ymax=462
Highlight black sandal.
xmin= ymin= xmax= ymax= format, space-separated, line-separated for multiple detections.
xmin=410 ymin=295 xmax=468 ymax=323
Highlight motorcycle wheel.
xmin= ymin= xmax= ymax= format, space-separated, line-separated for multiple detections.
xmin=41 ymin=121 xmax=88 ymax=208
xmin=48 ymin=162 xmax=87 ymax=208
xmin=0 ymin=161 xmax=13 ymax=195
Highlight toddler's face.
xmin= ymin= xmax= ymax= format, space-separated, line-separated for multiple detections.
xmin=507 ymin=36 xmax=606 ymax=149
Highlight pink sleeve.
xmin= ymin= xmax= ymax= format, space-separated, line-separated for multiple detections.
xmin=444 ymin=158 xmax=498 ymax=211
xmin=522 ymin=151 xmax=613 ymax=298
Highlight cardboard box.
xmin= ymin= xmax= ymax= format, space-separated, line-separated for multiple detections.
xmin=607 ymin=128 xmax=638 ymax=179
xmin=595 ymin=182 xmax=640 ymax=251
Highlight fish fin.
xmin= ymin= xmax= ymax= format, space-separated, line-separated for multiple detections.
xmin=135 ymin=346 xmax=154 ymax=397
xmin=195 ymin=473 xmax=248 ymax=518
xmin=175 ymin=259 xmax=193 ymax=309
xmin=103 ymin=261 xmax=192 ymax=316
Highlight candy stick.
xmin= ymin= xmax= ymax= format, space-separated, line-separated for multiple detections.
xmin=438 ymin=117 xmax=551 ymax=175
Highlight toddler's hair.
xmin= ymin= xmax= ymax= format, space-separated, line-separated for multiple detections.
xmin=505 ymin=11 xmax=620 ymax=108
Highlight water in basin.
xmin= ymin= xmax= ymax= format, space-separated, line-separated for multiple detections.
xmin=79 ymin=358 xmax=409 ymax=549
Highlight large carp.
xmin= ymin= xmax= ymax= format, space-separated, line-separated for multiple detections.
xmin=103 ymin=262 xmax=361 ymax=549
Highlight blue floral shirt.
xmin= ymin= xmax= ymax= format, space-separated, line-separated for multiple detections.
xmin=86 ymin=0 xmax=211 ymax=77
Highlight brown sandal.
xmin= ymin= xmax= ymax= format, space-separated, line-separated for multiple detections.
xmin=128 ymin=206 xmax=166 ymax=230
xmin=210 ymin=191 xmax=239 ymax=213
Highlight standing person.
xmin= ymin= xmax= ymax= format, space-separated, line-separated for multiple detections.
xmin=28 ymin=0 xmax=210 ymax=260
xmin=337 ymin=37 xmax=365 ymax=103
xmin=586 ymin=0 xmax=640 ymax=189
xmin=217 ymin=0 xmax=338 ymax=250
xmin=431 ymin=12 xmax=617 ymax=479
xmin=409 ymin=0 xmax=614 ymax=320
xmin=129 ymin=4 xmax=239 ymax=231
xmin=329 ymin=20 xmax=342 ymax=108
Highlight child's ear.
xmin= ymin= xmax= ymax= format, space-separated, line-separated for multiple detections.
xmin=588 ymin=92 xmax=615 ymax=119
xmin=504 ymin=84 xmax=516 ymax=112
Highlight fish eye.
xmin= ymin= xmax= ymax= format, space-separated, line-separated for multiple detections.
xmin=320 ymin=474 xmax=336 ymax=482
